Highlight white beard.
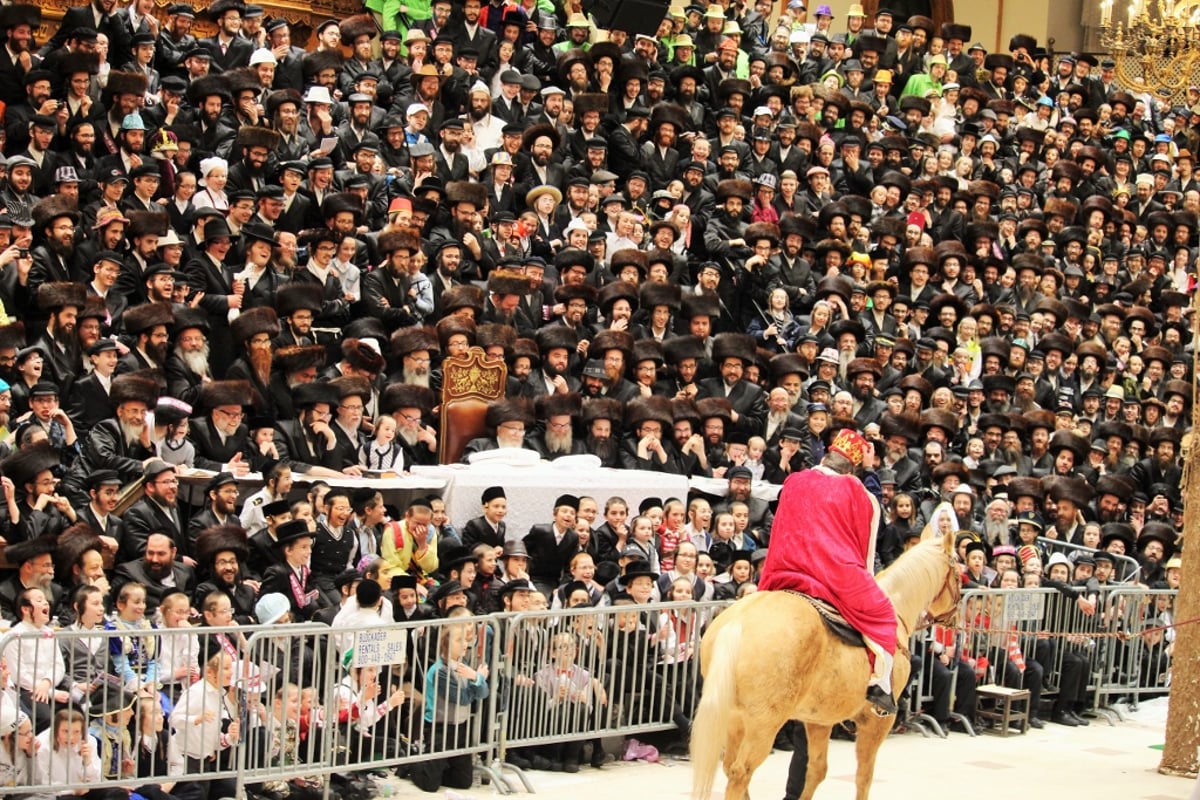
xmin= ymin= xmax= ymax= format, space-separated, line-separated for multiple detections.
xmin=121 ymin=420 xmax=145 ymax=447
xmin=176 ymin=344 xmax=211 ymax=378
xmin=403 ymin=368 xmax=430 ymax=388
xmin=545 ymin=429 xmax=573 ymax=454
xmin=399 ymin=427 xmax=419 ymax=447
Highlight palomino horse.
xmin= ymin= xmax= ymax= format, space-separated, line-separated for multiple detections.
xmin=691 ymin=526 xmax=961 ymax=800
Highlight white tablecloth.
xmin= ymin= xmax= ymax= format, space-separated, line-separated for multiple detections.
xmin=412 ymin=462 xmax=689 ymax=538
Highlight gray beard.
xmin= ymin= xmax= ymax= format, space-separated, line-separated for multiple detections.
xmin=399 ymin=427 xmax=419 ymax=447
xmin=121 ymin=420 xmax=144 ymax=447
xmin=403 ymin=368 xmax=430 ymax=388
xmin=768 ymin=410 xmax=789 ymax=428
xmin=176 ymin=344 xmax=211 ymax=377
xmin=838 ymin=350 xmax=853 ymax=381
xmin=983 ymin=518 xmax=1009 ymax=546
xmin=545 ymin=429 xmax=573 ymax=454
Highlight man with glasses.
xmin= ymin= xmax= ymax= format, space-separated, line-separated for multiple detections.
xmin=224 ymin=306 xmax=280 ymax=413
xmin=380 ymin=383 xmax=438 ymax=468
xmin=529 ymin=392 xmax=586 ymax=460
xmin=362 ymin=228 xmax=423 ymax=330
xmin=192 ymin=523 xmax=258 ymax=624
xmin=117 ymin=299 xmax=175 ymax=373
xmin=462 ymin=398 xmax=537 ymax=461
xmin=389 ymin=326 xmax=439 ymax=390
xmin=120 ymin=460 xmax=189 ymax=562
xmin=326 ymin=376 xmax=369 ymax=476
xmin=188 ymin=379 xmax=254 ymax=478
xmin=620 ymin=397 xmax=686 ymax=473
xmin=262 ymin=386 xmax=342 ymax=482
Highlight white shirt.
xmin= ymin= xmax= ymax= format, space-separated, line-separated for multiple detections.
xmin=3 ymin=620 xmax=66 ymax=691
xmin=169 ymin=680 xmax=231 ymax=762
xmin=34 ymin=731 xmax=102 ymax=788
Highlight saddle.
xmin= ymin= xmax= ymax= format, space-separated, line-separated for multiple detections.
xmin=785 ymin=591 xmax=865 ymax=648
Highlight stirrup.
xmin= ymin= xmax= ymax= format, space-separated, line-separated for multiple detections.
xmin=866 ymin=685 xmax=897 ymax=717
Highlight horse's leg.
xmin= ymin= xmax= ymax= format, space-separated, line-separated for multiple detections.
xmin=851 ymin=713 xmax=893 ymax=800
xmin=722 ymin=713 xmax=779 ymax=800
xmin=797 ymin=723 xmax=832 ymax=800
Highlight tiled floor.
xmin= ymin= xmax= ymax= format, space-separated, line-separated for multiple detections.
xmin=395 ymin=698 xmax=1197 ymax=798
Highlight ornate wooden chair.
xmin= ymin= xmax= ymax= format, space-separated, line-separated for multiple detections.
xmin=439 ymin=346 xmax=507 ymax=464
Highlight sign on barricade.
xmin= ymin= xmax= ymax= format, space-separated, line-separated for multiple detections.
xmin=351 ymin=627 xmax=411 ymax=668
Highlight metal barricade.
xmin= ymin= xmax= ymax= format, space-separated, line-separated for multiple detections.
xmin=235 ymin=614 xmax=505 ymax=798
xmin=0 ymin=621 xmax=254 ymax=797
xmin=1093 ymin=587 xmax=1177 ymax=713
xmin=901 ymin=626 xmax=976 ymax=738
xmin=495 ymin=599 xmax=726 ymax=775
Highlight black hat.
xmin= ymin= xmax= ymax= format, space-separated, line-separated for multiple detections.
xmin=498 ymin=578 xmax=536 ymax=597
xmin=482 ymin=486 xmax=506 ymax=504
xmin=274 ymin=519 xmax=314 ymax=547
xmin=390 ymin=574 xmax=418 ymax=592
xmin=554 ymin=493 xmax=580 ymax=511
xmin=429 ymin=579 xmax=466 ymax=604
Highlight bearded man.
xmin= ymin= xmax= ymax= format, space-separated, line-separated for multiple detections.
xmin=117 ymin=301 xmax=175 ymax=373
xmin=380 ymin=383 xmax=438 ymax=468
xmin=29 ymin=198 xmax=82 ymax=297
xmin=273 ymin=383 xmax=352 ymax=477
xmin=191 ymin=525 xmax=258 ymax=623
xmin=164 ymin=308 xmax=212 ymax=407
xmin=267 ymin=344 xmax=326 ymax=421
xmin=389 ymin=326 xmax=439 ymax=389
xmin=224 ymin=307 xmax=280 ymax=414
xmin=32 ymin=281 xmax=87 ymax=387
xmin=582 ymin=398 xmax=622 ymax=468
xmin=112 ymin=532 xmax=196 ymax=613
xmin=62 ymin=374 xmax=159 ymax=508
xmin=529 ymin=393 xmax=586 ymax=460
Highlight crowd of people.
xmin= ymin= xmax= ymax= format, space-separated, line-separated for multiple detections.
xmin=0 ymin=0 xmax=1188 ymax=793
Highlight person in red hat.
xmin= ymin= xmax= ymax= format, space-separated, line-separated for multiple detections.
xmin=758 ymin=426 xmax=897 ymax=714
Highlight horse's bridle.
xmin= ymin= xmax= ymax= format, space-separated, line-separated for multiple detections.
xmin=927 ymin=554 xmax=963 ymax=628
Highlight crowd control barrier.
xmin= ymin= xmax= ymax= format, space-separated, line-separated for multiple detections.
xmin=0 ymin=586 xmax=1178 ymax=797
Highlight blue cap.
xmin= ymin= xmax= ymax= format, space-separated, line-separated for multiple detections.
xmin=0 ymin=378 xmax=9 ymax=393
xmin=121 ymin=113 xmax=146 ymax=131
xmin=1155 ymin=133 xmax=1172 ymax=143
xmin=806 ymin=402 xmax=829 ymax=414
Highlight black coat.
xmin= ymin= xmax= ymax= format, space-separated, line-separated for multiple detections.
xmin=461 ymin=516 xmax=506 ymax=550
xmin=120 ymin=497 xmax=187 ymax=563
xmin=523 ymin=524 xmax=579 ymax=586
xmin=61 ymin=418 xmax=154 ymax=506
xmin=187 ymin=417 xmax=252 ymax=472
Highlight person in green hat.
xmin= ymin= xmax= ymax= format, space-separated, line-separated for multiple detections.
xmin=902 ymin=53 xmax=947 ymax=98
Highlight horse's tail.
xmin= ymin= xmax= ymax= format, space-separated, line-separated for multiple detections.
xmin=692 ymin=621 xmax=742 ymax=800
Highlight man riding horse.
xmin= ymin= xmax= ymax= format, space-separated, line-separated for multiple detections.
xmin=759 ymin=428 xmax=898 ymax=715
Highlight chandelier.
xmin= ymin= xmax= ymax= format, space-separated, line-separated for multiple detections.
xmin=1098 ymin=0 xmax=1200 ymax=97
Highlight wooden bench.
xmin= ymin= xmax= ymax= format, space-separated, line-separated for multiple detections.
xmin=975 ymin=684 xmax=1031 ymax=736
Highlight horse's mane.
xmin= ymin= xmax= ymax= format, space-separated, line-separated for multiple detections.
xmin=876 ymin=535 xmax=949 ymax=617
